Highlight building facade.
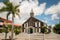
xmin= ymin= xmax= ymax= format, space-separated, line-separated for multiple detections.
xmin=22 ymin=9 xmax=47 ymax=34
xmin=0 ymin=17 xmax=12 ymax=27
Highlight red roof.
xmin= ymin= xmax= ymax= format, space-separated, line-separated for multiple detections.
xmin=0 ymin=17 xmax=21 ymax=26
xmin=0 ymin=17 xmax=12 ymax=23
xmin=14 ymin=24 xmax=21 ymax=26
xmin=0 ymin=22 xmax=4 ymax=25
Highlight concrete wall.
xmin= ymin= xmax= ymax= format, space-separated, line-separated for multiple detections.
xmin=0 ymin=33 xmax=60 ymax=40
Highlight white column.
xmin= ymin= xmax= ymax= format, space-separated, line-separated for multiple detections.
xmin=39 ymin=22 xmax=41 ymax=27
xmin=39 ymin=28 xmax=41 ymax=33
xmin=24 ymin=24 xmax=25 ymax=33
xmin=24 ymin=23 xmax=27 ymax=33
xmin=36 ymin=28 xmax=37 ymax=33
xmin=27 ymin=23 xmax=28 ymax=28
xmin=27 ymin=23 xmax=28 ymax=33
xmin=35 ymin=22 xmax=38 ymax=33
xmin=35 ymin=22 xmax=37 ymax=27
xmin=24 ymin=29 xmax=25 ymax=33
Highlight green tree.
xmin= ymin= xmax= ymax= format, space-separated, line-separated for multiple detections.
xmin=0 ymin=0 xmax=20 ymax=40
xmin=7 ymin=25 xmax=21 ymax=35
xmin=8 ymin=25 xmax=12 ymax=32
xmin=41 ymin=26 xmax=51 ymax=34
xmin=3 ymin=25 xmax=9 ymax=40
xmin=46 ymin=26 xmax=51 ymax=34
xmin=0 ymin=28 xmax=3 ymax=33
xmin=53 ymin=23 xmax=60 ymax=34
xmin=2 ymin=27 xmax=9 ymax=35
xmin=14 ymin=26 xmax=21 ymax=35
xmin=41 ymin=26 xmax=47 ymax=33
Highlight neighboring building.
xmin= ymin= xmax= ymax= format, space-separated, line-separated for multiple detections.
xmin=0 ymin=17 xmax=21 ymax=27
xmin=0 ymin=17 xmax=12 ymax=27
xmin=0 ymin=17 xmax=21 ymax=33
xmin=22 ymin=9 xmax=47 ymax=34
xmin=0 ymin=17 xmax=12 ymax=33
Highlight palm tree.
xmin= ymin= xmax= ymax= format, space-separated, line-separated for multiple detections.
xmin=0 ymin=0 xmax=20 ymax=40
xmin=3 ymin=22 xmax=9 ymax=40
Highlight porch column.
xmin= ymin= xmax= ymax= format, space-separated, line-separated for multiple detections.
xmin=39 ymin=22 xmax=41 ymax=27
xmin=35 ymin=22 xmax=37 ymax=33
xmin=33 ymin=28 xmax=35 ymax=33
xmin=27 ymin=23 xmax=28 ymax=33
xmin=24 ymin=24 xmax=26 ymax=33
xmin=39 ymin=22 xmax=41 ymax=33
xmin=35 ymin=22 xmax=37 ymax=27
xmin=39 ymin=28 xmax=41 ymax=33
xmin=36 ymin=28 xmax=37 ymax=33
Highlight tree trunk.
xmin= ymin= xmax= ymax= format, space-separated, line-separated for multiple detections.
xmin=4 ymin=15 xmax=9 ymax=40
xmin=5 ymin=30 xmax=7 ymax=40
xmin=11 ymin=16 xmax=14 ymax=40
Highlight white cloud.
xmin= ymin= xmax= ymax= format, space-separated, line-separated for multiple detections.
xmin=0 ymin=2 xmax=6 ymax=9
xmin=0 ymin=12 xmax=8 ymax=18
xmin=19 ymin=0 xmax=46 ymax=24
xmin=42 ymin=20 xmax=48 ymax=23
xmin=0 ymin=0 xmax=46 ymax=24
xmin=45 ymin=2 xmax=60 ymax=15
xmin=9 ymin=0 xmax=46 ymax=24
xmin=45 ymin=2 xmax=60 ymax=20
xmin=51 ymin=14 xmax=59 ymax=20
xmin=34 ymin=3 xmax=46 ymax=15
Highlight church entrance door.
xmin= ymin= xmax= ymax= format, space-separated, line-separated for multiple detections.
xmin=28 ymin=28 xmax=33 ymax=34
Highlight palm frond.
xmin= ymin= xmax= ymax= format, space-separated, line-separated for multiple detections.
xmin=0 ymin=7 xmax=7 ymax=12
xmin=15 ymin=5 xmax=20 ymax=9
xmin=12 ymin=13 xmax=15 ymax=17
xmin=16 ymin=13 xmax=20 ymax=18
xmin=3 ymin=0 xmax=9 ymax=5
xmin=17 ymin=9 xmax=20 ymax=12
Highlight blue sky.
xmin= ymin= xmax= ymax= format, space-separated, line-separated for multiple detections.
xmin=0 ymin=0 xmax=60 ymax=26
xmin=36 ymin=0 xmax=60 ymax=25
xmin=0 ymin=0 xmax=2 ymax=2
xmin=38 ymin=0 xmax=60 ymax=8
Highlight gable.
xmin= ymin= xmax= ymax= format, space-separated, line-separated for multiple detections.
xmin=22 ymin=17 xmax=45 ymax=25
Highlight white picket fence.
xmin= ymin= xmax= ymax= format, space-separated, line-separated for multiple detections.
xmin=0 ymin=32 xmax=60 ymax=40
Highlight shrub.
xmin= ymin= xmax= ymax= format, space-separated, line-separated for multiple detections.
xmin=53 ymin=23 xmax=60 ymax=34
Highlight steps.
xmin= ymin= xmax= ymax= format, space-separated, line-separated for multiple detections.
xmin=0 ymin=33 xmax=60 ymax=40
